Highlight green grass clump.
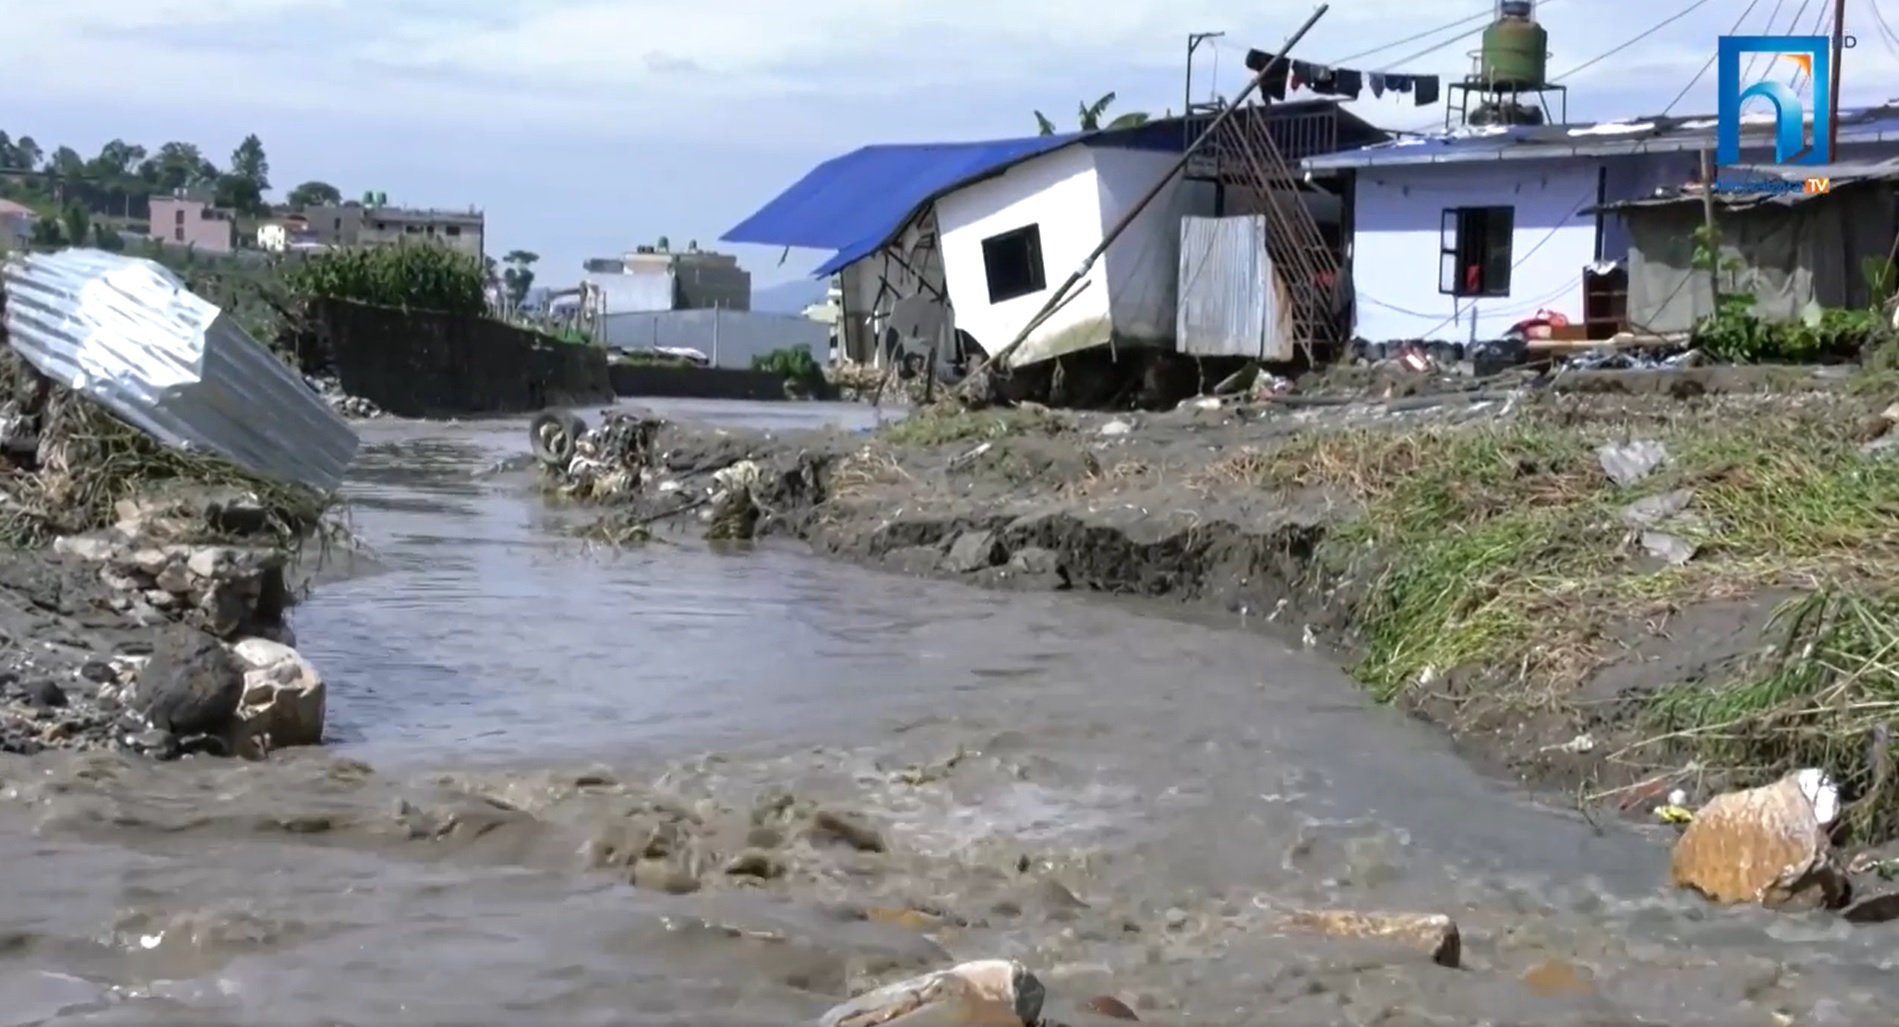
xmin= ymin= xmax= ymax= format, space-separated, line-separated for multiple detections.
xmin=1644 ymin=590 xmax=1899 ymax=838
xmin=1238 ymin=405 xmax=1899 ymax=739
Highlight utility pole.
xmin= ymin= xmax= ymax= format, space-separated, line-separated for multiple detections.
xmin=1185 ymin=31 xmax=1226 ymax=117
xmin=1828 ymin=0 xmax=1846 ymax=159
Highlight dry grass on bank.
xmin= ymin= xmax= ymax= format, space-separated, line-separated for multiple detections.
xmin=1221 ymin=395 xmax=1899 ymax=827
xmin=0 ymin=357 xmax=331 ymax=549
xmin=878 ymin=404 xmax=1072 ymax=448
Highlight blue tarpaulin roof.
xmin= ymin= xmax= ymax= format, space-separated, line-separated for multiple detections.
xmin=721 ymin=132 xmax=1087 ymax=277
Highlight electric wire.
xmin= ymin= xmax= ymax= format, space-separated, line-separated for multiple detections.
xmin=1391 ymin=0 xmax=1724 ymax=133
xmin=1357 ymin=190 xmax=1596 ymax=336
xmin=1874 ymin=0 xmax=1899 ymax=58
xmin=1547 ymin=0 xmax=1717 ymax=85
xmin=1329 ymin=9 xmax=1495 ymax=65
xmin=1661 ymin=0 xmax=1765 ymax=115
xmin=1789 ymin=1 xmax=1831 ymax=95
xmin=1744 ymin=0 xmax=1804 ymax=84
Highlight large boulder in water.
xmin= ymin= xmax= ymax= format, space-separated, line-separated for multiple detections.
xmin=133 ymin=624 xmax=245 ymax=737
xmin=1670 ymin=769 xmax=1849 ymax=910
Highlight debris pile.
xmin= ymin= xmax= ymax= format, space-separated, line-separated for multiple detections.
xmin=0 ymin=250 xmax=346 ymax=760
xmin=527 ymin=407 xmax=771 ymax=544
xmin=828 ymin=361 xmax=932 ymax=405
xmin=531 ymin=408 xmax=664 ymax=503
xmin=308 ymin=375 xmax=384 ymax=419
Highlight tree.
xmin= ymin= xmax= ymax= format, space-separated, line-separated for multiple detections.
xmin=14 ymin=135 xmax=41 ymax=172
xmin=88 ymin=139 xmax=146 ymax=179
xmin=143 ymin=142 xmax=216 ymax=193
xmin=501 ymin=249 xmax=539 ymax=309
xmin=213 ymin=173 xmax=264 ymax=215
xmin=286 ymin=180 xmax=342 ymax=208
xmin=61 ymin=203 xmax=90 ymax=248
xmin=1033 ymin=92 xmax=1151 ymax=135
xmin=47 ymin=146 xmax=85 ymax=178
xmin=229 ymin=134 xmax=269 ymax=192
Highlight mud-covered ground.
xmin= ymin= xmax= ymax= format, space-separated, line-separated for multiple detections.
xmin=571 ymin=363 xmax=1899 ymax=836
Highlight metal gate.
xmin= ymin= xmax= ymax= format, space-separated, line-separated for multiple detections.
xmin=1175 ymin=214 xmax=1291 ymax=361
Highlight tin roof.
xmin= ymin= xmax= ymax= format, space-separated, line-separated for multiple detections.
xmin=1302 ymin=104 xmax=1899 ymax=172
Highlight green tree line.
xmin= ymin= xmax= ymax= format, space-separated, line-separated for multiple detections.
xmin=0 ymin=130 xmax=345 ymax=230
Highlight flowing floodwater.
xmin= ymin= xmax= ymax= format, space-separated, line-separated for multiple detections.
xmin=2 ymin=398 xmax=1895 ymax=1025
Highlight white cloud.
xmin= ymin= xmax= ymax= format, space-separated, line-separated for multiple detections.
xmin=11 ymin=0 xmax=1899 ymax=141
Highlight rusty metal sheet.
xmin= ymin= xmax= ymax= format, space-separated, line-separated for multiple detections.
xmin=1175 ymin=214 xmax=1292 ymax=361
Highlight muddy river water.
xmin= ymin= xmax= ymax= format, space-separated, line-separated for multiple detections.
xmin=1 ymin=399 xmax=1894 ymax=1025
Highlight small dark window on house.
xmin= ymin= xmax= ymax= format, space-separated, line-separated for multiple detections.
xmin=445 ymin=225 xmax=461 ymax=237
xmin=405 ymin=224 xmax=422 ymax=234
xmin=980 ymin=224 xmax=1047 ymax=304
xmin=1438 ymin=206 xmax=1514 ymax=298
xmin=333 ymin=217 xmax=342 ymax=230
xmin=172 ymin=226 xmax=184 ymax=241
xmin=174 ymin=209 xmax=186 ymax=225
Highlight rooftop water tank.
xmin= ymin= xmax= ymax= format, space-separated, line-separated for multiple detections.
xmin=1478 ymin=0 xmax=1549 ymax=91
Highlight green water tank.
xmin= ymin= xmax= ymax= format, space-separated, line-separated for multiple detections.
xmin=1479 ymin=1 xmax=1548 ymax=91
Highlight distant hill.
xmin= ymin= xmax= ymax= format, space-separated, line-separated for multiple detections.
xmin=753 ymin=278 xmax=827 ymax=313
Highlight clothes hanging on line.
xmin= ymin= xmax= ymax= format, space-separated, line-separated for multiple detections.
xmin=1244 ymin=48 xmax=1291 ymax=101
xmin=1244 ymin=48 xmax=1439 ymax=106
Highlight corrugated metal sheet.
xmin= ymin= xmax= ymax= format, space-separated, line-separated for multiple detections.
xmin=586 ymin=269 xmax=677 ymax=314
xmin=600 ymin=310 xmax=831 ymax=370
xmin=1176 ymin=215 xmax=1291 ymax=360
xmin=1 ymin=249 xmax=358 ymax=493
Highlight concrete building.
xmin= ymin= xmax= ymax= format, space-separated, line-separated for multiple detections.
xmin=582 ymin=244 xmax=752 ymax=315
xmin=302 ymin=202 xmax=485 ymax=260
xmin=1301 ymin=104 xmax=1899 ymax=342
xmin=148 ymin=193 xmax=236 ymax=253
xmin=0 ymin=198 xmax=35 ymax=252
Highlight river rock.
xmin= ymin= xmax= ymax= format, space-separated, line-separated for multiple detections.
xmin=133 ymin=624 xmax=245 ymax=737
xmin=1670 ymin=769 xmax=1849 ymax=910
xmin=819 ymin=959 xmax=1044 ymax=1027
xmin=230 ymin=637 xmax=326 ymax=748
xmin=1278 ymin=909 xmax=1462 ymax=968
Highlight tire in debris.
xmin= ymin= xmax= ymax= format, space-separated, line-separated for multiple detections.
xmin=529 ymin=409 xmax=587 ymax=468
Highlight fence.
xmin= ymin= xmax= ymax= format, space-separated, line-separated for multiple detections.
xmin=600 ymin=309 xmax=830 ymax=369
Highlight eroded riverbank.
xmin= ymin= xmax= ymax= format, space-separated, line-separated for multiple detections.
xmin=5 ymin=396 xmax=1899 ymax=1026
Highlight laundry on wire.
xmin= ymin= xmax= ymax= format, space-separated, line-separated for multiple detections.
xmin=1244 ymin=49 xmax=1439 ymax=106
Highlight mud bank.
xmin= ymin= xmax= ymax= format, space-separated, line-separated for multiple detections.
xmin=567 ymin=369 xmax=1899 ymax=834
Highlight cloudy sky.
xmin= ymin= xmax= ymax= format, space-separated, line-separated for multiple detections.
xmin=14 ymin=1 xmax=1899 ymax=295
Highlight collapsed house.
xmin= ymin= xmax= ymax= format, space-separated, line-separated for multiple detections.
xmin=722 ymin=102 xmax=1385 ymax=382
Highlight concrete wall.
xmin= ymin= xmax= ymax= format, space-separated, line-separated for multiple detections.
xmin=608 ymin=364 xmax=798 ymax=400
xmin=1350 ymin=160 xmax=1601 ymax=342
xmin=319 ymin=299 xmax=615 ymax=418
xmin=599 ymin=309 xmax=830 ymax=369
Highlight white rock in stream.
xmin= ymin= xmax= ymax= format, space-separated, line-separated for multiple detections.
xmin=230 ymin=637 xmax=326 ymax=749
xmin=819 ymin=959 xmax=1044 ymax=1027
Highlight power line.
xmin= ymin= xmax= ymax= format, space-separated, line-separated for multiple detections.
xmin=1662 ymin=0 xmax=1765 ymax=115
xmin=1872 ymin=0 xmax=1899 ymax=60
xmin=1391 ymin=0 xmax=1721 ymax=133
xmin=1549 ymin=0 xmax=1718 ymax=84
xmin=1744 ymin=0 xmax=1801 ymax=83
xmin=1330 ymin=10 xmax=1494 ymax=65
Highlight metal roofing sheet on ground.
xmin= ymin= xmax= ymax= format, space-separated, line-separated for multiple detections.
xmin=722 ymin=134 xmax=1085 ymax=277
